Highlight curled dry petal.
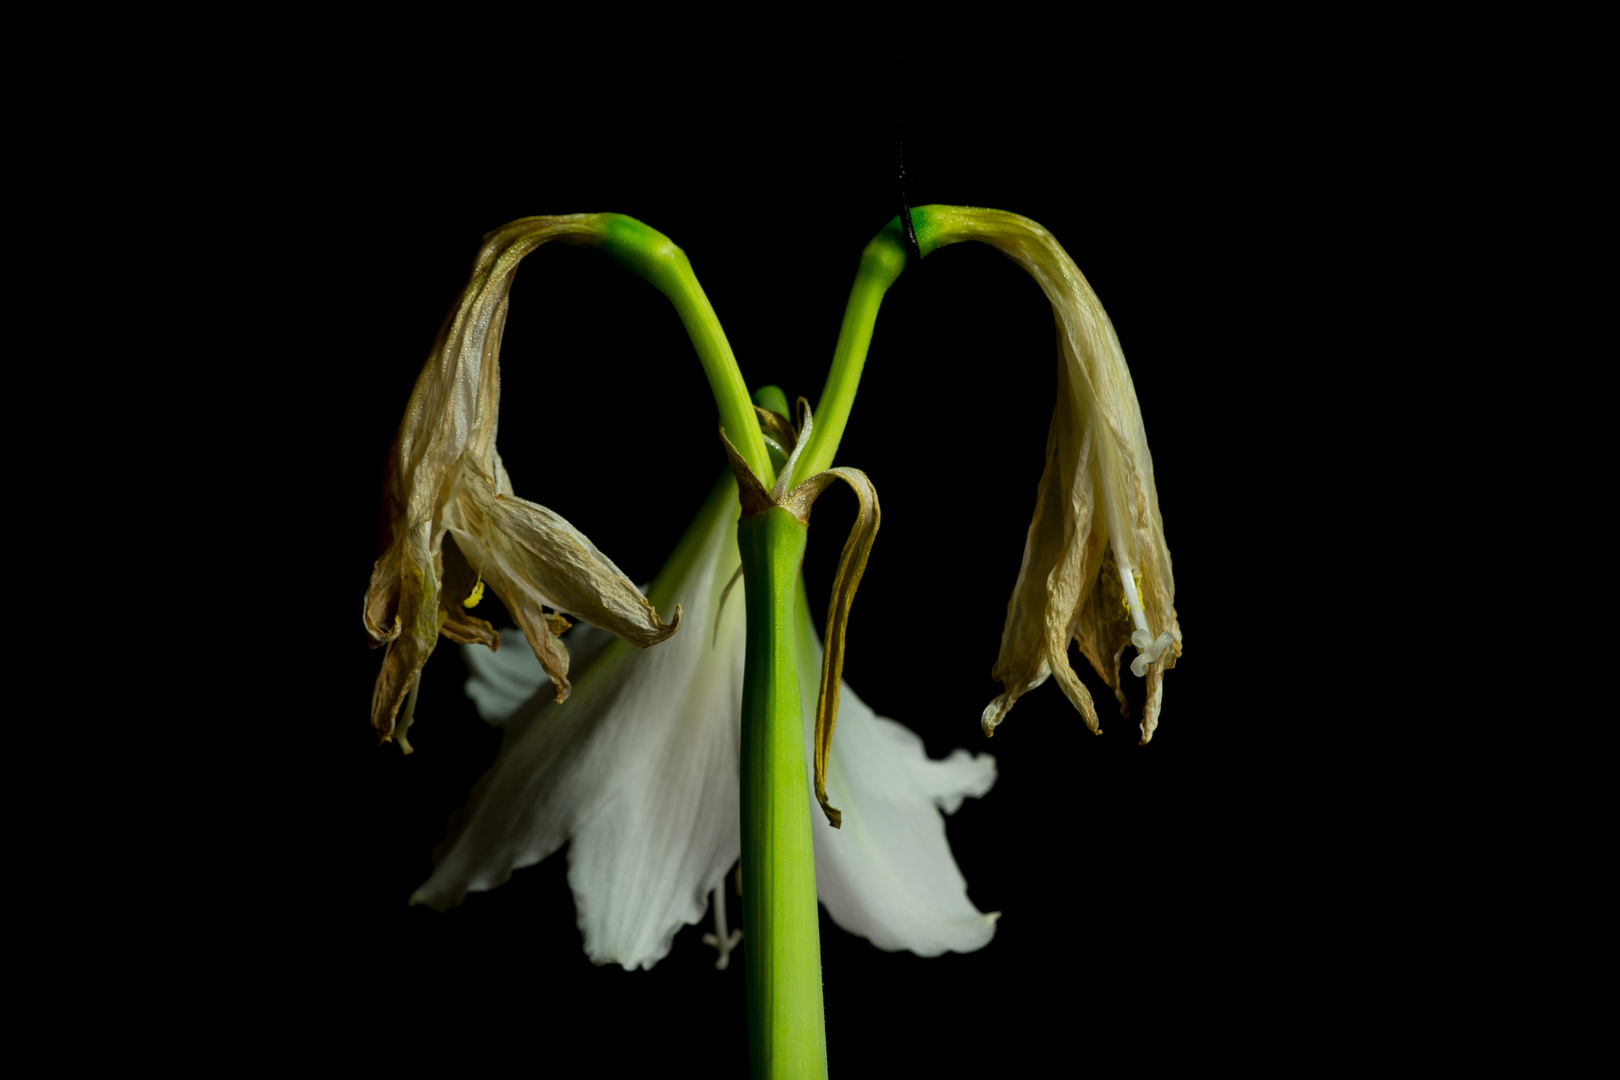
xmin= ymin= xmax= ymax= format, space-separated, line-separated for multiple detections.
xmin=923 ymin=207 xmax=1181 ymax=743
xmin=780 ymin=466 xmax=880 ymax=828
xmin=364 ymin=213 xmax=686 ymax=746
xmin=445 ymin=461 xmax=681 ymax=703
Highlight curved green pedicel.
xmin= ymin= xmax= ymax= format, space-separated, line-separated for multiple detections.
xmin=596 ymin=214 xmax=776 ymax=489
xmin=789 ymin=206 xmax=948 ymax=486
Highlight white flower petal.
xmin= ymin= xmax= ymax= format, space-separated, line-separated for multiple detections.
xmin=795 ymin=600 xmax=1000 ymax=957
xmin=414 ymin=483 xmax=746 ymax=971
xmin=463 ymin=624 xmax=612 ymax=726
xmin=421 ymin=477 xmax=999 ymax=966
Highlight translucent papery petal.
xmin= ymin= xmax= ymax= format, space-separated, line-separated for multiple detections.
xmin=414 ymin=481 xmax=745 ymax=971
xmin=446 ymin=463 xmax=681 ymax=701
xmin=796 ymin=589 xmax=1000 ymax=957
xmin=395 ymin=215 xmax=608 ymax=528
xmin=985 ymin=354 xmax=1104 ymax=736
xmin=462 ymin=464 xmax=681 ymax=645
xmin=365 ymin=217 xmax=609 ymax=648
xmin=931 ymin=206 xmax=1180 ymax=728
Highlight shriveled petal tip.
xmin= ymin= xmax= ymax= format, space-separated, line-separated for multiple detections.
xmin=362 ymin=554 xmax=403 ymax=646
xmin=370 ymin=637 xmax=429 ymax=751
xmin=980 ymin=695 xmax=1011 ymax=738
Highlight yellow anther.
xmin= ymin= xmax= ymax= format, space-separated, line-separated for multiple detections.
xmin=1120 ymin=569 xmax=1144 ymax=617
xmin=464 ymin=576 xmax=485 ymax=609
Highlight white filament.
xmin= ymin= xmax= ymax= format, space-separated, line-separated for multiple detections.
xmin=1120 ymin=564 xmax=1150 ymax=638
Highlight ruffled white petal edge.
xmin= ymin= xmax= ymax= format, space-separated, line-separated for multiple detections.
xmin=795 ymin=594 xmax=1000 ymax=956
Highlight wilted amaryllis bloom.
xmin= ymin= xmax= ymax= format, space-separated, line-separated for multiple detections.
xmin=926 ymin=207 xmax=1181 ymax=744
xmin=412 ymin=475 xmax=999 ymax=968
xmin=363 ymin=215 xmax=680 ymax=752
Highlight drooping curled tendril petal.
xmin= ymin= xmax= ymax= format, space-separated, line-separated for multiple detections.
xmin=716 ymin=398 xmax=881 ymax=827
xmin=780 ymin=465 xmax=880 ymax=829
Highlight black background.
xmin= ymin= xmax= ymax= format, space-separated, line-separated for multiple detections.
xmin=246 ymin=46 xmax=1359 ymax=1071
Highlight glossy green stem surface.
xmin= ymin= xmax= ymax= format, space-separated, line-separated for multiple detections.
xmin=790 ymin=209 xmax=944 ymax=485
xmin=597 ymin=213 xmax=775 ymax=488
xmin=737 ymin=507 xmax=826 ymax=1080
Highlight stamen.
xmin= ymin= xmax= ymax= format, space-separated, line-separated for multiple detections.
xmin=1120 ymin=568 xmax=1173 ymax=676
xmin=463 ymin=575 xmax=485 ymax=608
xmin=1119 ymin=565 xmax=1150 ymax=638
xmin=700 ymin=880 xmax=742 ymax=970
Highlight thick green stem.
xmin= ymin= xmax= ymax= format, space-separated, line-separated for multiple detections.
xmin=737 ymin=507 xmax=827 ymax=1080
xmin=596 ymin=214 xmax=776 ymax=488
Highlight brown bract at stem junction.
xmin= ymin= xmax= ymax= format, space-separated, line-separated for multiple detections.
xmin=720 ymin=400 xmax=879 ymax=827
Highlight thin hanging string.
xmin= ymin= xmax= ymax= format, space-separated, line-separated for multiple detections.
xmin=896 ymin=80 xmax=921 ymax=264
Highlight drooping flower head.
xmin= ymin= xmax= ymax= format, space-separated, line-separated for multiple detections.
xmin=921 ymin=207 xmax=1181 ymax=744
xmin=363 ymin=215 xmax=680 ymax=752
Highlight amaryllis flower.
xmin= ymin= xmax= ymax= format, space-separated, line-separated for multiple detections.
xmin=925 ymin=207 xmax=1182 ymax=744
xmin=363 ymin=215 xmax=680 ymax=753
xmin=411 ymin=475 xmax=998 ymax=967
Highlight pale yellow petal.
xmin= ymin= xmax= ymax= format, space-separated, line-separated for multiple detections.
xmin=929 ymin=206 xmax=1181 ymax=736
xmin=446 ymin=464 xmax=681 ymax=703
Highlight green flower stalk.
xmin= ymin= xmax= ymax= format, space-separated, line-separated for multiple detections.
xmin=736 ymin=506 xmax=825 ymax=1078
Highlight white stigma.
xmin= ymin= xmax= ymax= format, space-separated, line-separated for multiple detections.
xmin=1121 ymin=567 xmax=1173 ymax=677
xmin=701 ymin=880 xmax=741 ymax=971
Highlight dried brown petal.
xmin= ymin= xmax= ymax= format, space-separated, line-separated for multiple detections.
xmin=446 ymin=462 xmax=681 ymax=703
xmin=781 ymin=466 xmax=880 ymax=829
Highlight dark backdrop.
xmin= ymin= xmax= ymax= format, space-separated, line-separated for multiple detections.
xmin=252 ymin=49 xmax=1344 ymax=1071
